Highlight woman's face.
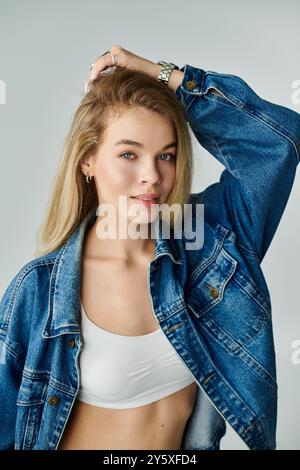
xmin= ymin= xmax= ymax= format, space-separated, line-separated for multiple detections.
xmin=84 ymin=106 xmax=177 ymax=227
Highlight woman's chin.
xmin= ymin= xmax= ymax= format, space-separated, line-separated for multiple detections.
xmin=128 ymin=212 xmax=158 ymax=226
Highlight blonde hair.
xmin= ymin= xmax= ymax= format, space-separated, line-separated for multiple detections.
xmin=33 ymin=67 xmax=194 ymax=258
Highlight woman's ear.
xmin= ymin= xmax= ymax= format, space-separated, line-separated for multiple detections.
xmin=80 ymin=153 xmax=95 ymax=175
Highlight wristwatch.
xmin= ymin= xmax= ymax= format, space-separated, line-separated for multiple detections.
xmin=157 ymin=61 xmax=179 ymax=86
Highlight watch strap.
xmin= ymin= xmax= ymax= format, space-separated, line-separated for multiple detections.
xmin=157 ymin=61 xmax=179 ymax=86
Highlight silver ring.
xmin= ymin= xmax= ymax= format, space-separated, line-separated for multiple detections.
xmin=89 ymin=50 xmax=111 ymax=70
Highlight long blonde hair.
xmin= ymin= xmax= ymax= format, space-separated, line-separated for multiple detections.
xmin=34 ymin=67 xmax=194 ymax=258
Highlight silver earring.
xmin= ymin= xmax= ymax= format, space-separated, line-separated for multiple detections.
xmin=86 ymin=173 xmax=93 ymax=183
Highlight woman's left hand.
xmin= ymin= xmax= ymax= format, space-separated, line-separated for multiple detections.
xmin=84 ymin=45 xmax=160 ymax=93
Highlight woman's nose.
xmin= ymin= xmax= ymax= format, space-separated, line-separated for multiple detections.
xmin=139 ymin=162 xmax=162 ymax=185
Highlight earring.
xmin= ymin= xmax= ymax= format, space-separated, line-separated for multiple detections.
xmin=86 ymin=173 xmax=93 ymax=183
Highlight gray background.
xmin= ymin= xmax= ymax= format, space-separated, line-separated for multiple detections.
xmin=0 ymin=0 xmax=299 ymax=450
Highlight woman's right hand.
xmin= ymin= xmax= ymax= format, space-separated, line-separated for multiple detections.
xmin=84 ymin=45 xmax=161 ymax=93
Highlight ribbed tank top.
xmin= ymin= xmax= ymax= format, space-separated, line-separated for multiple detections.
xmin=77 ymin=301 xmax=196 ymax=409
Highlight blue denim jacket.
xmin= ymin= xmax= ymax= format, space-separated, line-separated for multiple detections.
xmin=0 ymin=64 xmax=299 ymax=450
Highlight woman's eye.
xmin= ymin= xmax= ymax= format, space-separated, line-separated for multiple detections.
xmin=159 ymin=153 xmax=176 ymax=161
xmin=119 ymin=152 xmax=175 ymax=161
xmin=119 ymin=152 xmax=135 ymax=160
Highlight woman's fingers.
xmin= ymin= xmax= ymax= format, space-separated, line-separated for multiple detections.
xmin=90 ymin=51 xmax=116 ymax=81
xmin=84 ymin=45 xmax=121 ymax=92
xmin=84 ymin=45 xmax=155 ymax=93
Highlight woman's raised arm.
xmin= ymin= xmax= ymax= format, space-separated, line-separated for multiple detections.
xmin=173 ymin=64 xmax=300 ymax=262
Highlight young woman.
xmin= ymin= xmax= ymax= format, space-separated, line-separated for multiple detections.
xmin=0 ymin=45 xmax=299 ymax=450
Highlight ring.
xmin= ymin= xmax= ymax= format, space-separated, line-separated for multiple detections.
xmin=89 ymin=50 xmax=112 ymax=70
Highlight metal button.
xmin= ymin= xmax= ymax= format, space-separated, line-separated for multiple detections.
xmin=68 ymin=338 xmax=75 ymax=349
xmin=186 ymin=80 xmax=197 ymax=90
xmin=48 ymin=395 xmax=59 ymax=406
xmin=210 ymin=287 xmax=219 ymax=299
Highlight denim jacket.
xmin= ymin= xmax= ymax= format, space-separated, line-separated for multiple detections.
xmin=0 ymin=64 xmax=299 ymax=451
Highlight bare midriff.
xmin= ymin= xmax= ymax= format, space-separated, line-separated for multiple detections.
xmin=58 ymin=381 xmax=198 ymax=450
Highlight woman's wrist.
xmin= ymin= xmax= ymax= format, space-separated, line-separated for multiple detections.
xmin=168 ymin=68 xmax=184 ymax=93
xmin=144 ymin=61 xmax=184 ymax=93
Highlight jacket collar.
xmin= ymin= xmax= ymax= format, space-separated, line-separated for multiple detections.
xmin=43 ymin=207 xmax=183 ymax=337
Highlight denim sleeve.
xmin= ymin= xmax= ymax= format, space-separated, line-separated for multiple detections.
xmin=174 ymin=64 xmax=300 ymax=262
xmin=0 ymin=274 xmax=24 ymax=449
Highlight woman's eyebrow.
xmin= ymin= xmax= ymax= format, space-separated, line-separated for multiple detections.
xmin=114 ymin=139 xmax=177 ymax=151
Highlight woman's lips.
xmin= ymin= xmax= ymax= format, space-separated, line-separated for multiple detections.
xmin=130 ymin=197 xmax=160 ymax=208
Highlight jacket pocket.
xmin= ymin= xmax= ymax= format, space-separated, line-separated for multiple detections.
xmin=186 ymin=246 xmax=270 ymax=346
xmin=15 ymin=376 xmax=47 ymax=450
xmin=187 ymin=246 xmax=237 ymax=317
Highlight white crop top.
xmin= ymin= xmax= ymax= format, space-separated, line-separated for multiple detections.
xmin=77 ymin=301 xmax=196 ymax=409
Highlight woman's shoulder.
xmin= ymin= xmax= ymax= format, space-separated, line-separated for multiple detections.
xmin=14 ymin=250 xmax=60 ymax=284
xmin=1 ymin=249 xmax=61 ymax=311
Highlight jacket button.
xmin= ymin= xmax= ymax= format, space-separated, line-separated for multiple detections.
xmin=210 ymin=287 xmax=219 ymax=299
xmin=68 ymin=338 xmax=75 ymax=349
xmin=186 ymin=80 xmax=197 ymax=90
xmin=48 ymin=396 xmax=59 ymax=406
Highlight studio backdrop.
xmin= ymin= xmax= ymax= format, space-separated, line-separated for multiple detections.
xmin=0 ymin=0 xmax=299 ymax=450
